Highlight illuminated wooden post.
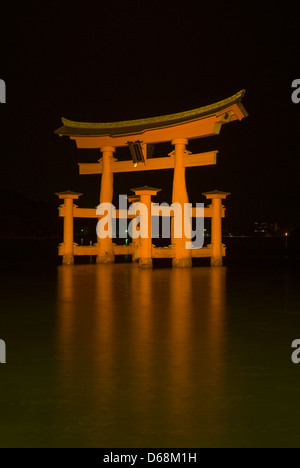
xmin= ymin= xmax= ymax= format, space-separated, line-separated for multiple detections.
xmin=97 ymin=146 xmax=116 ymax=264
xmin=171 ymin=138 xmax=192 ymax=268
xmin=128 ymin=194 xmax=140 ymax=262
xmin=56 ymin=190 xmax=82 ymax=265
xmin=131 ymin=187 xmax=161 ymax=269
xmin=203 ymin=190 xmax=230 ymax=266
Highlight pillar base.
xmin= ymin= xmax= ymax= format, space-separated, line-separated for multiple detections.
xmin=63 ymin=254 xmax=74 ymax=265
xmin=131 ymin=244 xmax=139 ymax=262
xmin=211 ymin=256 xmax=223 ymax=266
xmin=139 ymin=258 xmax=153 ymax=269
xmin=172 ymin=257 xmax=192 ymax=268
xmin=96 ymin=252 xmax=115 ymax=264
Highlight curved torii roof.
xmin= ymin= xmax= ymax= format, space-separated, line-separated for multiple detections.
xmin=55 ymin=90 xmax=248 ymax=148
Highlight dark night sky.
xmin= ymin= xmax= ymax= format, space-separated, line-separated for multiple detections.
xmin=1 ymin=2 xmax=300 ymax=232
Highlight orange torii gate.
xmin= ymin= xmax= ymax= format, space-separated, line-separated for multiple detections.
xmin=55 ymin=90 xmax=248 ymax=267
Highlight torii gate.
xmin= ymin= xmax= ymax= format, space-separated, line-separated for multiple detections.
xmin=55 ymin=90 xmax=248 ymax=267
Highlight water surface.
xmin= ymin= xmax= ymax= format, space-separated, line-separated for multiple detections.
xmin=0 ymin=259 xmax=300 ymax=447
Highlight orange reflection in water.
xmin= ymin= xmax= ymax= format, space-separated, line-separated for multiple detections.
xmin=56 ymin=264 xmax=228 ymax=447
xmin=207 ymin=267 xmax=227 ymax=357
xmin=57 ymin=264 xmax=116 ymax=392
xmin=167 ymin=268 xmax=193 ymax=418
xmin=127 ymin=266 xmax=158 ymax=415
xmin=57 ymin=265 xmax=75 ymax=369
xmin=165 ymin=267 xmax=227 ymax=434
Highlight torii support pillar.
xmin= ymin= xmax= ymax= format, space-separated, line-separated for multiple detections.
xmin=203 ymin=190 xmax=230 ymax=266
xmin=97 ymin=146 xmax=116 ymax=264
xmin=171 ymin=138 xmax=192 ymax=268
xmin=131 ymin=186 xmax=161 ymax=269
xmin=56 ymin=190 xmax=82 ymax=265
xmin=128 ymin=194 xmax=140 ymax=263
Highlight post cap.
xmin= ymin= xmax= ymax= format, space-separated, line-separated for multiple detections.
xmin=202 ymin=190 xmax=230 ymax=199
xmin=131 ymin=186 xmax=161 ymax=196
xmin=55 ymin=190 xmax=83 ymax=200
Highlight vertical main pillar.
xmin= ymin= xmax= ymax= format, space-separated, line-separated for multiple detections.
xmin=203 ymin=190 xmax=230 ymax=266
xmin=128 ymin=195 xmax=140 ymax=263
xmin=97 ymin=146 xmax=116 ymax=264
xmin=131 ymin=187 xmax=161 ymax=269
xmin=171 ymin=138 xmax=192 ymax=268
xmin=56 ymin=191 xmax=82 ymax=265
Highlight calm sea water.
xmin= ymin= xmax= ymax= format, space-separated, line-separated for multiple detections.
xmin=1 ymin=248 xmax=300 ymax=448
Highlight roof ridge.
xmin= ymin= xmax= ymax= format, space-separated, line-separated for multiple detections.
xmin=60 ymin=90 xmax=246 ymax=130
